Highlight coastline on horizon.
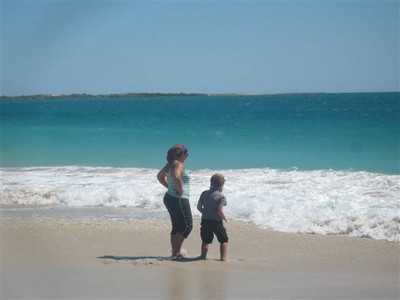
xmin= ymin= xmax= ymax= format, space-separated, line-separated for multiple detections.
xmin=2 ymin=91 xmax=400 ymax=100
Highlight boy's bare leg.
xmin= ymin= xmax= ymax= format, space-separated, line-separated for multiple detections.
xmin=220 ymin=243 xmax=228 ymax=261
xmin=200 ymin=242 xmax=209 ymax=259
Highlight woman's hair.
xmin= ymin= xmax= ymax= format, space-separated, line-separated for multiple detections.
xmin=166 ymin=144 xmax=188 ymax=162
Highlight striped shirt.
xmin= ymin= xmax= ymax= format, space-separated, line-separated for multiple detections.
xmin=166 ymin=168 xmax=190 ymax=199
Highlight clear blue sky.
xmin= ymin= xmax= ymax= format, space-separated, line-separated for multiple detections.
xmin=1 ymin=0 xmax=399 ymax=96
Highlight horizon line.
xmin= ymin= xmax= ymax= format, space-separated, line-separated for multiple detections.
xmin=1 ymin=91 xmax=399 ymax=100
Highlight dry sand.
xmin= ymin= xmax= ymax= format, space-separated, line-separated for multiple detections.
xmin=1 ymin=219 xmax=398 ymax=299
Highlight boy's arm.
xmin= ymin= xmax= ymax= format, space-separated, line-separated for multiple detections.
xmin=197 ymin=194 xmax=203 ymax=214
xmin=217 ymin=204 xmax=227 ymax=222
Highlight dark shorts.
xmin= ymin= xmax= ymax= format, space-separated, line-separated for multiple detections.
xmin=163 ymin=193 xmax=193 ymax=238
xmin=200 ymin=219 xmax=228 ymax=244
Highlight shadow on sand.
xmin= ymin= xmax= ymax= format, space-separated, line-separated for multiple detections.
xmin=98 ymin=255 xmax=202 ymax=262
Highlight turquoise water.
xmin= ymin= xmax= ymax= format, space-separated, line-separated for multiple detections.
xmin=2 ymin=93 xmax=399 ymax=241
xmin=1 ymin=93 xmax=399 ymax=174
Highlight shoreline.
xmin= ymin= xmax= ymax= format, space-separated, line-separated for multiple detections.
xmin=2 ymin=203 xmax=398 ymax=243
xmin=1 ymin=218 xmax=398 ymax=299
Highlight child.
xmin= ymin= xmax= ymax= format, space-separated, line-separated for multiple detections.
xmin=197 ymin=173 xmax=228 ymax=261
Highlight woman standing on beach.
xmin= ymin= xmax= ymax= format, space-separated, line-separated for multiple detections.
xmin=157 ymin=144 xmax=192 ymax=258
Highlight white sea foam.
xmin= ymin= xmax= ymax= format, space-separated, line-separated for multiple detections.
xmin=1 ymin=167 xmax=399 ymax=242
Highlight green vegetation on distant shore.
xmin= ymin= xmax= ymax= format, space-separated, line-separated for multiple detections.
xmin=2 ymin=92 xmax=395 ymax=100
xmin=0 ymin=92 xmax=208 ymax=100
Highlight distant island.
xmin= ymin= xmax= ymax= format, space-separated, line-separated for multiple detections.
xmin=0 ymin=92 xmax=210 ymax=100
xmin=1 ymin=91 xmax=395 ymax=100
xmin=0 ymin=92 xmax=329 ymax=100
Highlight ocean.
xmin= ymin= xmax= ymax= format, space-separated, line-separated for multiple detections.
xmin=1 ymin=93 xmax=399 ymax=242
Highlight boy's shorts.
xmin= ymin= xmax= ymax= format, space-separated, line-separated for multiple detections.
xmin=200 ymin=219 xmax=228 ymax=244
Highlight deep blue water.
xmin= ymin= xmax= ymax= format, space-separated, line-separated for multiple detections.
xmin=1 ymin=93 xmax=399 ymax=174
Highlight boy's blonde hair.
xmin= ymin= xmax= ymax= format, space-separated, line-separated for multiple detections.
xmin=210 ymin=173 xmax=226 ymax=188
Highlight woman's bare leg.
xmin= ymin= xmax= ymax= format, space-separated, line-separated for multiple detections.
xmin=170 ymin=234 xmax=175 ymax=256
xmin=172 ymin=233 xmax=185 ymax=257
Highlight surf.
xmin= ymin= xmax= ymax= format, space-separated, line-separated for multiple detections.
xmin=1 ymin=166 xmax=399 ymax=242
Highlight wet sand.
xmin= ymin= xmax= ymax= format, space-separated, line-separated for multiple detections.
xmin=1 ymin=219 xmax=398 ymax=299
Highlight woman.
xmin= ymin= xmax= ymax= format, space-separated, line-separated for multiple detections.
xmin=157 ymin=144 xmax=192 ymax=258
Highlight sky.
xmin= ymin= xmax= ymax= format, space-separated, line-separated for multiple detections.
xmin=1 ymin=0 xmax=399 ymax=96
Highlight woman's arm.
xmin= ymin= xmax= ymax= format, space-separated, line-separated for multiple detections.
xmin=171 ymin=161 xmax=183 ymax=197
xmin=157 ymin=165 xmax=168 ymax=188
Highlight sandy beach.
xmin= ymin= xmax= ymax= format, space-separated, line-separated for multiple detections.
xmin=1 ymin=218 xmax=398 ymax=299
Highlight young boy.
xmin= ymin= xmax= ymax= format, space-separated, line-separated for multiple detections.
xmin=197 ymin=173 xmax=228 ymax=261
